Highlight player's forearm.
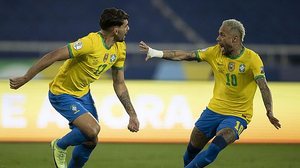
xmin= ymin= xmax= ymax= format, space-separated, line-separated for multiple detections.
xmin=260 ymin=85 xmax=273 ymax=113
xmin=113 ymin=83 xmax=137 ymax=117
xmin=148 ymin=47 xmax=196 ymax=61
xmin=24 ymin=47 xmax=68 ymax=80
xmin=162 ymin=50 xmax=196 ymax=61
xmin=24 ymin=53 xmax=56 ymax=80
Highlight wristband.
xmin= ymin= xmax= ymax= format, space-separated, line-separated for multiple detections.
xmin=148 ymin=47 xmax=163 ymax=58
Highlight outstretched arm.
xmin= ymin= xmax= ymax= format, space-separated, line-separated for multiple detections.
xmin=139 ymin=41 xmax=199 ymax=61
xmin=10 ymin=46 xmax=70 ymax=89
xmin=112 ymin=68 xmax=139 ymax=132
xmin=256 ymin=77 xmax=281 ymax=129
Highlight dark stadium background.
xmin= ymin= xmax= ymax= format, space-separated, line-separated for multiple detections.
xmin=0 ymin=0 xmax=299 ymax=81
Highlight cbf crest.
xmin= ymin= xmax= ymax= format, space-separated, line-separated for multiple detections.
xmin=110 ymin=54 xmax=117 ymax=62
xmin=228 ymin=62 xmax=235 ymax=72
xmin=239 ymin=64 xmax=246 ymax=73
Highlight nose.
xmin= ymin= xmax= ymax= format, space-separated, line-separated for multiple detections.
xmin=216 ymin=35 xmax=220 ymax=42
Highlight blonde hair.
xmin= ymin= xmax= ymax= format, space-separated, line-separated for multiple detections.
xmin=222 ymin=19 xmax=245 ymax=42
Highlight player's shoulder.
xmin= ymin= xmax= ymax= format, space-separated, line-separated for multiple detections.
xmin=86 ymin=32 xmax=99 ymax=37
xmin=198 ymin=44 xmax=219 ymax=53
xmin=116 ymin=41 xmax=126 ymax=47
xmin=80 ymin=32 xmax=102 ymax=49
xmin=212 ymin=44 xmax=221 ymax=50
xmin=243 ymin=47 xmax=263 ymax=65
xmin=75 ymin=32 xmax=100 ymax=45
xmin=85 ymin=32 xmax=101 ymax=41
xmin=244 ymin=47 xmax=259 ymax=57
xmin=115 ymin=41 xmax=127 ymax=51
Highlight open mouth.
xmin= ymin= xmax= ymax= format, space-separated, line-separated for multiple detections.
xmin=219 ymin=44 xmax=225 ymax=54
xmin=219 ymin=44 xmax=224 ymax=50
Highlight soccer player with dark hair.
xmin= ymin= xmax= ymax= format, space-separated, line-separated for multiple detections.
xmin=10 ymin=7 xmax=139 ymax=168
xmin=139 ymin=19 xmax=281 ymax=167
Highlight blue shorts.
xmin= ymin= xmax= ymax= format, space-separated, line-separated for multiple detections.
xmin=195 ymin=107 xmax=247 ymax=140
xmin=48 ymin=91 xmax=98 ymax=125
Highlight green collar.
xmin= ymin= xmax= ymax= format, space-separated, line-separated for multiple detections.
xmin=226 ymin=47 xmax=245 ymax=59
xmin=98 ymin=32 xmax=111 ymax=50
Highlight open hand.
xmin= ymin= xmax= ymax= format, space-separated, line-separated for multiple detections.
xmin=267 ymin=112 xmax=281 ymax=129
xmin=139 ymin=41 xmax=151 ymax=61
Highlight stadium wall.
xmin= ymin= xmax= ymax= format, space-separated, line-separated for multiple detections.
xmin=0 ymin=80 xmax=299 ymax=143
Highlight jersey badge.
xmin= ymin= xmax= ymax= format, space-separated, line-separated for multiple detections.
xmin=260 ymin=66 xmax=265 ymax=74
xmin=110 ymin=54 xmax=117 ymax=62
xmin=228 ymin=62 xmax=235 ymax=72
xmin=103 ymin=53 xmax=109 ymax=62
xmin=239 ymin=64 xmax=246 ymax=73
xmin=73 ymin=40 xmax=83 ymax=50
xmin=200 ymin=48 xmax=208 ymax=52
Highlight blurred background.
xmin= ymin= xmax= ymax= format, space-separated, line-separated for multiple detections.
xmin=1 ymin=0 xmax=300 ymax=143
xmin=1 ymin=0 xmax=300 ymax=81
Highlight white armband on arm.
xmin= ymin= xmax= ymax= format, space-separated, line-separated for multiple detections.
xmin=148 ymin=47 xmax=163 ymax=58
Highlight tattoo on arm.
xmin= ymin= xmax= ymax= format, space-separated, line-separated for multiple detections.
xmin=117 ymin=90 xmax=136 ymax=117
xmin=257 ymin=78 xmax=273 ymax=113
xmin=118 ymin=90 xmax=133 ymax=111
xmin=163 ymin=51 xmax=176 ymax=60
xmin=163 ymin=50 xmax=197 ymax=61
xmin=112 ymin=69 xmax=136 ymax=117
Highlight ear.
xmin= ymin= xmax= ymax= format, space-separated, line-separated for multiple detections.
xmin=232 ymin=36 xmax=238 ymax=42
xmin=113 ymin=27 xmax=119 ymax=35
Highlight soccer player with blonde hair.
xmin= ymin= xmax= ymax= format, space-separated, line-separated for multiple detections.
xmin=139 ymin=19 xmax=281 ymax=167
xmin=10 ymin=8 xmax=139 ymax=168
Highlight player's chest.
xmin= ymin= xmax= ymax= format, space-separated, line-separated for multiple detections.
xmin=86 ymin=50 xmax=119 ymax=67
xmin=214 ymin=57 xmax=249 ymax=75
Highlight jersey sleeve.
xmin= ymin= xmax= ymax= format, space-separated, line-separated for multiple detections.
xmin=251 ymin=54 xmax=266 ymax=80
xmin=67 ymin=34 xmax=94 ymax=58
xmin=112 ymin=42 xmax=126 ymax=70
xmin=194 ymin=45 xmax=216 ymax=62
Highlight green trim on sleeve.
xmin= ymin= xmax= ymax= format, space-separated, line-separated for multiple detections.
xmin=194 ymin=50 xmax=201 ymax=62
xmin=254 ymin=74 xmax=265 ymax=80
xmin=112 ymin=66 xmax=124 ymax=70
xmin=67 ymin=43 xmax=74 ymax=58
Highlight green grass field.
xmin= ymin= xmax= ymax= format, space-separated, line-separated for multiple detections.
xmin=0 ymin=143 xmax=299 ymax=168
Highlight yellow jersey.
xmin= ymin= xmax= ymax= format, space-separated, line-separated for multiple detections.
xmin=49 ymin=32 xmax=126 ymax=97
xmin=195 ymin=44 xmax=265 ymax=123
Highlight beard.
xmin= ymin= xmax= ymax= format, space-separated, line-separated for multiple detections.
xmin=115 ymin=33 xmax=126 ymax=42
xmin=116 ymin=36 xmax=125 ymax=42
xmin=220 ymin=44 xmax=233 ymax=56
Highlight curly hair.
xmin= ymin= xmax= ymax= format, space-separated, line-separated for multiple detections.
xmin=99 ymin=8 xmax=129 ymax=30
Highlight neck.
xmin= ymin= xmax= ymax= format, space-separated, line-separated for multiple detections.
xmin=230 ymin=44 xmax=244 ymax=57
xmin=100 ymin=30 xmax=116 ymax=48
